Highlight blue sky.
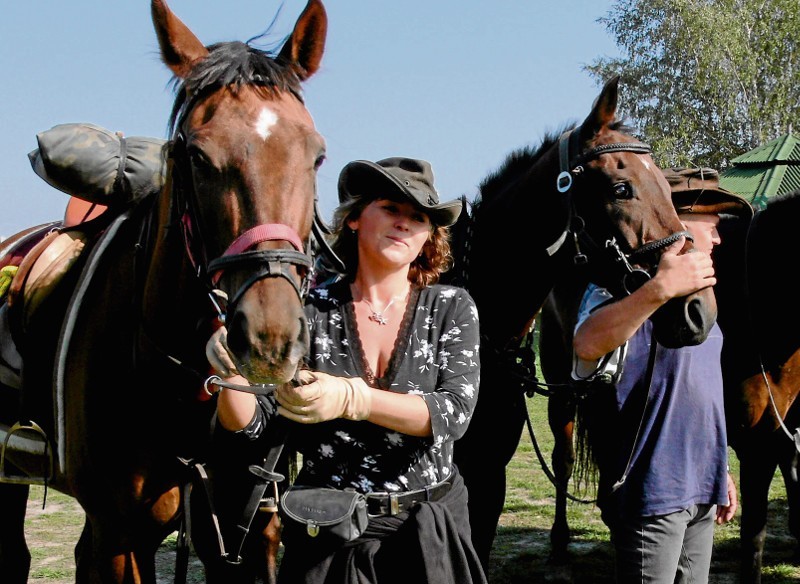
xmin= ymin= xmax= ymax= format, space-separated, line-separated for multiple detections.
xmin=0 ymin=1 xmax=617 ymax=237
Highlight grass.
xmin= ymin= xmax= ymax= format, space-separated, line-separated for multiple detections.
xmin=22 ymin=392 xmax=800 ymax=583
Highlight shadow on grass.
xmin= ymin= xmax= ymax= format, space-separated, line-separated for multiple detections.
xmin=488 ymin=525 xmax=615 ymax=584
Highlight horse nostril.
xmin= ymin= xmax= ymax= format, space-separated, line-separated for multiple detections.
xmin=685 ymin=297 xmax=705 ymax=334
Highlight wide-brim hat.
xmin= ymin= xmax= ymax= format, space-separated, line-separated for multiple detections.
xmin=337 ymin=157 xmax=462 ymax=227
xmin=662 ymin=167 xmax=753 ymax=219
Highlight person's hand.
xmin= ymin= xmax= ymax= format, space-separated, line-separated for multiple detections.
xmin=206 ymin=325 xmax=239 ymax=377
xmin=651 ymin=237 xmax=716 ymax=301
xmin=276 ymin=370 xmax=372 ymax=424
xmin=716 ymin=472 xmax=738 ymax=524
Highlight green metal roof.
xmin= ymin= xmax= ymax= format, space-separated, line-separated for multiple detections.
xmin=720 ymin=133 xmax=800 ymax=209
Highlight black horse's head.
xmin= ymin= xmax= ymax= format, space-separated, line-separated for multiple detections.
xmin=558 ymin=76 xmax=717 ymax=347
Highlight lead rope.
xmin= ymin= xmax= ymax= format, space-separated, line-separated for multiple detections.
xmin=611 ymin=330 xmax=658 ymax=493
xmin=523 ymin=397 xmax=596 ymax=504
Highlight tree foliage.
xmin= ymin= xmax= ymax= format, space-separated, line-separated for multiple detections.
xmin=586 ymin=0 xmax=800 ymax=169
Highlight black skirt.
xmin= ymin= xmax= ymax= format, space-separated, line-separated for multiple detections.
xmin=276 ymin=469 xmax=487 ymax=584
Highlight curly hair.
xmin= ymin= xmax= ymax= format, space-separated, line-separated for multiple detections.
xmin=329 ymin=196 xmax=453 ymax=288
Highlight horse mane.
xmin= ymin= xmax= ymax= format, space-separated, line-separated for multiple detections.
xmin=471 ymin=120 xmax=635 ymax=219
xmin=472 ymin=127 xmax=569 ymax=217
xmin=168 ymin=40 xmax=304 ymax=132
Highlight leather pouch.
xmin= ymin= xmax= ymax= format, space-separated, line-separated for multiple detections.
xmin=279 ymin=486 xmax=368 ymax=546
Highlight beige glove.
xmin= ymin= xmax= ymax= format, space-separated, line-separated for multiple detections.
xmin=276 ymin=370 xmax=372 ymax=423
xmin=205 ymin=326 xmax=239 ymax=377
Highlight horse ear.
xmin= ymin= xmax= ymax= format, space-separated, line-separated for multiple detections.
xmin=151 ymin=0 xmax=209 ymax=79
xmin=579 ymin=75 xmax=620 ymax=139
xmin=278 ymin=0 xmax=327 ymax=81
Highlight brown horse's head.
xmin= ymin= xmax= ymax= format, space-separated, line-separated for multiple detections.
xmin=152 ymin=0 xmax=327 ymax=383
xmin=565 ymin=76 xmax=717 ymax=347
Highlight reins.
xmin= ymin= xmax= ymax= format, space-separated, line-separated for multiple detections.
xmin=480 ymin=328 xmax=598 ymax=504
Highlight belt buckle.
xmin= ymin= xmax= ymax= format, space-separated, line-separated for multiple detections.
xmin=389 ymin=492 xmax=400 ymax=515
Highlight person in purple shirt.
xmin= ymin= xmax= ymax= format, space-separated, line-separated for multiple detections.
xmin=572 ymin=168 xmax=748 ymax=583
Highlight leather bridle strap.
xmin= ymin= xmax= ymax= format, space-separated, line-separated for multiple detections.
xmin=208 ymin=248 xmax=312 ymax=309
xmin=628 ymin=229 xmax=693 ymax=262
xmin=206 ymin=223 xmax=312 ymax=315
xmin=549 ymin=130 xmax=583 ymax=257
xmin=312 ymin=201 xmax=347 ymax=274
xmin=220 ymin=224 xmax=304 ymax=267
xmin=209 ymin=223 xmax=305 ymax=284
xmin=551 ymin=129 xmax=653 ymax=258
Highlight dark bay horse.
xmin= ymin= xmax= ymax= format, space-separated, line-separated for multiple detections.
xmin=446 ymin=75 xmax=719 ymax=570
xmin=539 ymin=189 xmax=800 ymax=583
xmin=0 ymin=0 xmax=327 ymax=582
xmin=714 ymin=191 xmax=800 ymax=583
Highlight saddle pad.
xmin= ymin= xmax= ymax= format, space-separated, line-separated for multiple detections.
xmin=0 ymin=222 xmax=61 ymax=271
xmin=21 ymin=231 xmax=87 ymax=327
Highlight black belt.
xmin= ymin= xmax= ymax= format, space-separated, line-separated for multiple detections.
xmin=366 ymin=480 xmax=451 ymax=517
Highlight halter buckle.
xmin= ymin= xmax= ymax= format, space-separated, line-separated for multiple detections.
xmin=556 ymin=171 xmax=573 ymax=193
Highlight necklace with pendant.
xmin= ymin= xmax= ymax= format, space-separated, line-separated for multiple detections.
xmin=362 ymin=296 xmax=397 ymax=325
xmin=355 ymin=284 xmax=409 ymax=325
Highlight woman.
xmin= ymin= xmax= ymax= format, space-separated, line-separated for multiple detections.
xmin=206 ymin=157 xmax=486 ymax=583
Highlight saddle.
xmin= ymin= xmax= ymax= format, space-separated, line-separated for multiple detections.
xmin=0 ymin=123 xmax=166 ymax=485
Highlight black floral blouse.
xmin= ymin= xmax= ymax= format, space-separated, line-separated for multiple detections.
xmin=250 ymin=279 xmax=480 ymax=495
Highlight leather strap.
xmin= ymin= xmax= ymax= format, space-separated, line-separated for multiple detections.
xmin=365 ymin=480 xmax=451 ymax=516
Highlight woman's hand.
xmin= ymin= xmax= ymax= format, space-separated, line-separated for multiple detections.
xmin=276 ymin=370 xmax=372 ymax=423
xmin=206 ymin=325 xmax=239 ymax=377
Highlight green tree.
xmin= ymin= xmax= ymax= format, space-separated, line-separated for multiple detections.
xmin=586 ymin=0 xmax=800 ymax=169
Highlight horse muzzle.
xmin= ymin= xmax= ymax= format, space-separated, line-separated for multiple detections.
xmin=651 ymin=286 xmax=718 ymax=348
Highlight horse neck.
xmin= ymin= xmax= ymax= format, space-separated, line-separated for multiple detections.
xmin=467 ymin=152 xmax=567 ymax=348
xmin=140 ymin=184 xmax=211 ymax=339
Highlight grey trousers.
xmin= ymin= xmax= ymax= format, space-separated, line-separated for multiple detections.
xmin=610 ymin=504 xmax=716 ymax=584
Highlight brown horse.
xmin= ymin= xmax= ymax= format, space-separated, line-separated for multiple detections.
xmin=539 ymin=190 xmax=800 ymax=583
xmin=714 ymin=191 xmax=800 ymax=583
xmin=445 ymin=75 xmax=718 ymax=570
xmin=0 ymin=0 xmax=327 ymax=582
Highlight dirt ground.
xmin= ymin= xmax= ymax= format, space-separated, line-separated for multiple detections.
xmin=23 ymin=487 xmax=800 ymax=583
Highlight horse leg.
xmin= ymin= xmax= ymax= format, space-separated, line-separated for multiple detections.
xmin=77 ymin=516 xmax=160 ymax=584
xmin=74 ymin=484 xmax=179 ymax=584
xmin=0 ymin=483 xmax=31 ymax=584
xmin=547 ymin=394 xmax=576 ymax=564
xmin=246 ymin=510 xmax=281 ymax=584
xmin=777 ymin=440 xmax=800 ymax=559
xmin=75 ymin=515 xmax=106 ymax=584
xmin=738 ymin=444 xmax=779 ymax=584
xmin=455 ymin=381 xmax=527 ymax=572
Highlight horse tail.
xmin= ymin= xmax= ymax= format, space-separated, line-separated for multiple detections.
xmin=573 ymin=385 xmax=615 ymax=496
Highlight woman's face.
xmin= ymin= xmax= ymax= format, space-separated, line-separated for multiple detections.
xmin=348 ymin=197 xmax=432 ymax=271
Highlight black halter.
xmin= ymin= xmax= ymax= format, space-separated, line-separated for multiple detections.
xmin=550 ymin=128 xmax=691 ymax=295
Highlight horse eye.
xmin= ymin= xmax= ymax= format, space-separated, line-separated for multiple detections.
xmin=613 ymin=182 xmax=633 ymax=199
xmin=314 ymin=154 xmax=326 ymax=170
xmin=187 ymin=145 xmax=213 ymax=170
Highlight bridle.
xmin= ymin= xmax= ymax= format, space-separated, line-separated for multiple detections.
xmin=549 ymin=128 xmax=692 ymax=296
xmin=169 ymin=129 xmax=344 ymax=323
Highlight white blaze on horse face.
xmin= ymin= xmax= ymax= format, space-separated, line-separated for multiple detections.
xmin=254 ymin=107 xmax=279 ymax=140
